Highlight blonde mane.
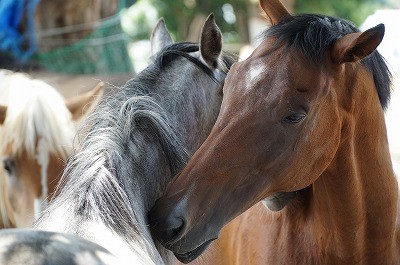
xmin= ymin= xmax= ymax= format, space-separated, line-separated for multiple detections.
xmin=0 ymin=71 xmax=75 ymax=159
xmin=0 ymin=71 xmax=76 ymax=227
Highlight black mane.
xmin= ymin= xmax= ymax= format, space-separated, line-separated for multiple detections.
xmin=262 ymin=14 xmax=392 ymax=110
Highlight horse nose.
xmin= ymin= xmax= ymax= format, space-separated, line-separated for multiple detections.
xmin=148 ymin=199 xmax=186 ymax=245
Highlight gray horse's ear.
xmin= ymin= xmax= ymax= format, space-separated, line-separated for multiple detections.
xmin=151 ymin=18 xmax=174 ymax=55
xmin=0 ymin=105 xmax=7 ymax=124
xmin=259 ymin=0 xmax=291 ymax=25
xmin=331 ymin=23 xmax=385 ymax=64
xmin=200 ymin=13 xmax=222 ymax=68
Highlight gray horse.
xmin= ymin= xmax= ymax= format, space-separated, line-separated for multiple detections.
xmin=0 ymin=14 xmax=235 ymax=265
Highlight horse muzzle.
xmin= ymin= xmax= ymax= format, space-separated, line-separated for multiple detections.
xmin=148 ymin=198 xmax=218 ymax=263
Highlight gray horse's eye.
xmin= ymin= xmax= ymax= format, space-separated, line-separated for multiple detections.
xmin=3 ymin=158 xmax=15 ymax=176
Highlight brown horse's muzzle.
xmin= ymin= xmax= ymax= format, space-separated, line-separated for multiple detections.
xmin=148 ymin=195 xmax=218 ymax=263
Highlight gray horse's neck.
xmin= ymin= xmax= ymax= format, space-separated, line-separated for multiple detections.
xmin=121 ymin=62 xmax=224 ymax=263
xmin=120 ymin=138 xmax=176 ymax=264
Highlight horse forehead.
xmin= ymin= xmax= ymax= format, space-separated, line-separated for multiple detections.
xmin=229 ymin=53 xmax=288 ymax=96
xmin=243 ymin=49 xmax=324 ymax=93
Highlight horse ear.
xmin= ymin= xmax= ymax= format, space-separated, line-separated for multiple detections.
xmin=151 ymin=18 xmax=174 ymax=55
xmin=0 ymin=105 xmax=7 ymax=124
xmin=331 ymin=24 xmax=385 ymax=64
xmin=200 ymin=13 xmax=222 ymax=69
xmin=259 ymin=0 xmax=291 ymax=25
xmin=65 ymin=81 xmax=104 ymax=121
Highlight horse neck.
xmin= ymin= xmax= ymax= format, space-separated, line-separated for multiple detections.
xmin=124 ymin=86 xmax=220 ymax=220
xmin=107 ymin=93 xmax=217 ymax=263
xmin=311 ymin=65 xmax=398 ymax=261
xmin=123 ymin=74 xmax=221 ymax=262
xmin=120 ymin=149 xmax=175 ymax=264
xmin=128 ymin=66 xmax=222 ymax=210
xmin=122 ymin=134 xmax=175 ymax=222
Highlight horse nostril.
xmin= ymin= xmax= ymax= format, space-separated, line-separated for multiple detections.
xmin=157 ymin=216 xmax=184 ymax=242
xmin=149 ymin=202 xmax=186 ymax=244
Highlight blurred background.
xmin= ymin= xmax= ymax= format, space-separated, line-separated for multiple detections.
xmin=0 ymin=0 xmax=398 ymax=74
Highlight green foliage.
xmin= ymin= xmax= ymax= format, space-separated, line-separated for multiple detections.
xmin=121 ymin=0 xmax=159 ymax=40
xmin=125 ymin=0 xmax=397 ymax=43
xmin=149 ymin=0 xmax=248 ymax=42
xmin=294 ymin=0 xmax=395 ymax=26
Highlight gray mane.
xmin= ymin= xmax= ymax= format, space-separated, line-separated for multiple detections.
xmin=37 ymin=42 xmax=235 ymax=262
xmin=54 ymin=67 xmax=189 ymax=237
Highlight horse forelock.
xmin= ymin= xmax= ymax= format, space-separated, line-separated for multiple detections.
xmin=262 ymin=14 xmax=392 ymax=109
xmin=0 ymin=73 xmax=75 ymax=159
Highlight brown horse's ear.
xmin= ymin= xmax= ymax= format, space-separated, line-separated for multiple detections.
xmin=331 ymin=24 xmax=385 ymax=65
xmin=259 ymin=0 xmax=291 ymax=25
xmin=65 ymin=81 xmax=104 ymax=121
xmin=151 ymin=18 xmax=174 ymax=56
xmin=0 ymin=105 xmax=7 ymax=124
xmin=200 ymin=13 xmax=222 ymax=68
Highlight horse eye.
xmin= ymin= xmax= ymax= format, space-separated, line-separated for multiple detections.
xmin=283 ymin=113 xmax=306 ymax=124
xmin=2 ymin=158 xmax=15 ymax=175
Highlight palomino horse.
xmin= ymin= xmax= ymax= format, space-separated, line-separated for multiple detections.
xmin=0 ymin=15 xmax=235 ymax=265
xmin=149 ymin=0 xmax=399 ymax=264
xmin=0 ymin=71 xmax=103 ymax=228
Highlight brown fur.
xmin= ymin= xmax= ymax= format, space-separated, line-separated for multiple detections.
xmin=151 ymin=1 xmax=398 ymax=264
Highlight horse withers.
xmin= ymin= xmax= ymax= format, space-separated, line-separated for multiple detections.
xmin=0 ymin=15 xmax=235 ymax=265
xmin=0 ymin=71 xmax=103 ymax=228
xmin=149 ymin=0 xmax=399 ymax=264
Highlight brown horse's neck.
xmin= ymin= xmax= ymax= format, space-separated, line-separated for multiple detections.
xmin=311 ymin=66 xmax=398 ymax=263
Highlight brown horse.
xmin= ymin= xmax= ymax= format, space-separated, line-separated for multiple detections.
xmin=0 ymin=71 xmax=103 ymax=228
xmin=149 ymin=0 xmax=399 ymax=264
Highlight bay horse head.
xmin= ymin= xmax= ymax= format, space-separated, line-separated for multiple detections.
xmin=0 ymin=72 xmax=103 ymax=228
xmin=149 ymin=0 xmax=393 ymax=263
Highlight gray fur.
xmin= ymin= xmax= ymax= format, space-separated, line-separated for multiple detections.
xmin=0 ymin=18 xmax=236 ymax=265
xmin=0 ymin=229 xmax=116 ymax=265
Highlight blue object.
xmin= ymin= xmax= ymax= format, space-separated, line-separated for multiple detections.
xmin=0 ymin=0 xmax=40 ymax=62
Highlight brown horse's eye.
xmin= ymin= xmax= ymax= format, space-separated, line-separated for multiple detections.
xmin=283 ymin=113 xmax=306 ymax=124
xmin=2 ymin=158 xmax=15 ymax=176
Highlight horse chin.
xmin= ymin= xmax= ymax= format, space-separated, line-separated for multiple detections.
xmin=262 ymin=191 xmax=298 ymax=211
xmin=174 ymin=238 xmax=215 ymax=263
